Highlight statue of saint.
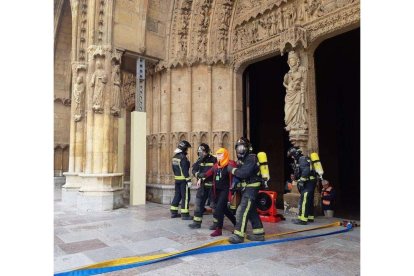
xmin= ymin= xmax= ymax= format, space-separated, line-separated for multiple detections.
xmin=91 ymin=60 xmax=107 ymax=113
xmin=283 ymin=50 xmax=307 ymax=131
xmin=73 ymin=74 xmax=85 ymax=122
xmin=111 ymin=64 xmax=121 ymax=116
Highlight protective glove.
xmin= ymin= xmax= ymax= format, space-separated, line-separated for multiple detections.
xmin=187 ymin=181 xmax=192 ymax=188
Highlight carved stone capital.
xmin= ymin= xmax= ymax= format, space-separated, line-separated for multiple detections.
xmin=288 ymin=128 xmax=309 ymax=153
xmin=111 ymin=48 xmax=124 ymax=64
xmin=71 ymin=62 xmax=87 ymax=75
xmin=88 ymin=44 xmax=112 ymax=59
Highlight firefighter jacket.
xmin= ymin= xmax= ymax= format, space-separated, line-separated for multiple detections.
xmin=191 ymin=154 xmax=217 ymax=187
xmin=230 ymin=154 xmax=262 ymax=189
xmin=296 ymin=156 xmax=317 ymax=182
xmin=172 ymin=152 xmax=191 ymax=183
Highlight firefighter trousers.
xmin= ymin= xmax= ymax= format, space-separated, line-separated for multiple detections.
xmin=192 ymin=184 xmax=212 ymax=223
xmin=298 ymin=180 xmax=316 ymax=222
xmin=170 ymin=180 xmax=191 ymax=215
xmin=233 ymin=188 xmax=264 ymax=237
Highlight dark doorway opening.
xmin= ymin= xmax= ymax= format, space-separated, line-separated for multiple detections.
xmin=243 ymin=55 xmax=292 ymax=208
xmin=315 ymin=28 xmax=360 ymax=220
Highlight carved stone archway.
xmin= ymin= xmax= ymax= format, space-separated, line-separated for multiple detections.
xmin=229 ymin=0 xmax=360 ymax=153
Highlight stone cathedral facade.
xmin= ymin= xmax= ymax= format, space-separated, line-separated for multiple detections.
xmin=54 ymin=0 xmax=360 ymax=210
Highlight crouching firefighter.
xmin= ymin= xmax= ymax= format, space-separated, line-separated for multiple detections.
xmin=188 ymin=143 xmax=217 ymax=229
xmin=227 ymin=137 xmax=265 ymax=244
xmin=170 ymin=140 xmax=192 ymax=220
xmin=287 ymin=146 xmax=317 ymax=225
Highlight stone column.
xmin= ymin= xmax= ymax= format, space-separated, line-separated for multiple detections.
xmin=74 ymin=45 xmax=124 ymax=211
xmin=166 ymin=68 xmax=174 ymax=184
xmin=207 ymin=65 xmax=212 ymax=146
xmin=62 ymin=0 xmax=86 ymax=204
xmin=283 ymin=46 xmax=321 ymax=215
xmin=63 ymin=0 xmax=125 ymax=210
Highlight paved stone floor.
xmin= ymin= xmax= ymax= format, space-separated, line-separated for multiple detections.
xmin=54 ymin=188 xmax=360 ymax=275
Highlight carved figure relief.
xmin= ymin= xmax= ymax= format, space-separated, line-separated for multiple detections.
xmin=79 ymin=0 xmax=88 ymax=62
xmin=336 ymin=0 xmax=356 ymax=8
xmin=73 ymin=74 xmax=85 ymax=121
xmin=283 ymin=5 xmax=297 ymax=29
xmin=217 ymin=17 xmax=228 ymax=54
xmin=283 ymin=50 xmax=307 ymax=131
xmin=176 ymin=0 xmax=192 ymax=58
xmin=305 ymin=0 xmax=324 ymax=19
xmin=121 ymin=71 xmax=136 ymax=110
xmin=259 ymin=14 xmax=272 ymax=37
xmin=276 ymin=7 xmax=284 ymax=33
xmin=111 ymin=64 xmax=121 ymax=116
xmin=97 ymin=0 xmax=105 ymax=44
xmin=188 ymin=0 xmax=212 ymax=62
xmin=209 ymin=0 xmax=235 ymax=63
xmin=91 ymin=59 xmax=108 ymax=113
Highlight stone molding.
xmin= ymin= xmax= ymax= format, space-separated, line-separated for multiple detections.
xmin=163 ymin=0 xmax=358 ymax=70
xmin=230 ymin=1 xmax=359 ymax=71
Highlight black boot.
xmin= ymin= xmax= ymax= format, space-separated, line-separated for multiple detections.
xmin=181 ymin=214 xmax=193 ymax=220
xmin=209 ymin=222 xmax=218 ymax=230
xmin=291 ymin=218 xmax=307 ymax=225
xmin=171 ymin=213 xmax=181 ymax=218
xmin=188 ymin=222 xmax=201 ymax=229
xmin=228 ymin=234 xmax=244 ymax=244
xmin=246 ymin=234 xmax=265 ymax=241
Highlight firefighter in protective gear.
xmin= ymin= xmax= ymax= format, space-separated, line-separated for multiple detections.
xmin=227 ymin=137 xmax=265 ymax=244
xmin=170 ymin=140 xmax=193 ymax=220
xmin=188 ymin=143 xmax=217 ymax=229
xmin=287 ymin=146 xmax=317 ymax=225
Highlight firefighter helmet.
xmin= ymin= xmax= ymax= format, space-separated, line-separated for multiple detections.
xmin=287 ymin=147 xmax=302 ymax=160
xmin=197 ymin=143 xmax=210 ymax=154
xmin=235 ymin=137 xmax=252 ymax=159
xmin=177 ymin=140 xmax=191 ymax=152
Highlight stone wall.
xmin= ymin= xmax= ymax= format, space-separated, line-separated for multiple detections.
xmin=113 ymin=0 xmax=146 ymax=53
xmin=54 ymin=0 xmax=72 ymax=176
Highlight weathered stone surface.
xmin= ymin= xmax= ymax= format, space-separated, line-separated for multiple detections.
xmin=54 ymin=0 xmax=360 ymax=211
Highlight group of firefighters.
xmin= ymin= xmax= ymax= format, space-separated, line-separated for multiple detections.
xmin=170 ymin=137 xmax=326 ymax=244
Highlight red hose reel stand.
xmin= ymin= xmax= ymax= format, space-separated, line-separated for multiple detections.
xmin=256 ymin=190 xmax=282 ymax=223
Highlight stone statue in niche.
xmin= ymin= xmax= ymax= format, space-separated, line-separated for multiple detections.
xmin=73 ymin=74 xmax=85 ymax=122
xmin=91 ymin=59 xmax=107 ymax=113
xmin=283 ymin=50 xmax=307 ymax=131
xmin=111 ymin=64 xmax=121 ymax=116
